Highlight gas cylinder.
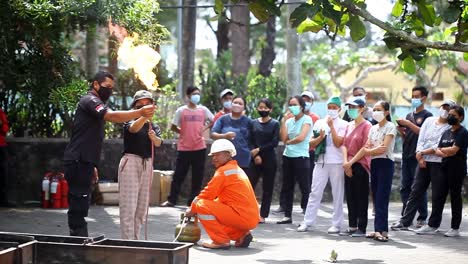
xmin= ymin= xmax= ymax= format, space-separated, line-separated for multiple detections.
xmin=59 ymin=173 xmax=68 ymax=208
xmin=174 ymin=213 xmax=201 ymax=243
xmin=50 ymin=176 xmax=62 ymax=209
xmin=41 ymin=173 xmax=52 ymax=208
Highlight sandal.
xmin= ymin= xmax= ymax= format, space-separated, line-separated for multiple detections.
xmin=374 ymin=234 xmax=389 ymax=242
xmin=366 ymin=232 xmax=376 ymax=239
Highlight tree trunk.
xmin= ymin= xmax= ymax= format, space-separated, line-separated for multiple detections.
xmin=286 ymin=2 xmax=302 ymax=96
xmin=181 ymin=0 xmax=197 ymax=93
xmin=230 ymin=0 xmax=250 ymax=77
xmin=85 ymin=23 xmax=99 ymax=79
xmin=259 ymin=16 xmax=276 ymax=77
xmin=216 ymin=11 xmax=230 ymax=58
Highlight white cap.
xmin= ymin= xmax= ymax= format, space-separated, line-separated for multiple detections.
xmin=208 ymin=139 xmax=237 ymax=157
xmin=220 ymin=89 xmax=234 ymax=99
xmin=301 ymin=91 xmax=314 ymax=100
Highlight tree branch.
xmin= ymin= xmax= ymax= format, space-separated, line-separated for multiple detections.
xmin=454 ymin=76 xmax=468 ymax=95
xmin=340 ymin=1 xmax=468 ymax=52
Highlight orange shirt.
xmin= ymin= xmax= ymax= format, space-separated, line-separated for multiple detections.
xmin=192 ymin=160 xmax=259 ymax=222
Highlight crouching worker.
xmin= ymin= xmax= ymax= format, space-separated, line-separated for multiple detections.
xmin=185 ymin=139 xmax=259 ymax=249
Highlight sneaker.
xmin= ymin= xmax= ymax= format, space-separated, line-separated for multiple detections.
xmin=339 ymin=228 xmax=357 ymax=236
xmin=327 ymin=226 xmax=340 ymax=234
xmin=350 ymin=230 xmax=366 ymax=237
xmin=297 ymin=223 xmax=311 ymax=232
xmin=416 ymin=220 xmax=427 ymax=228
xmin=444 ymin=229 xmax=460 ymax=237
xmin=272 ymin=207 xmax=284 ymax=214
xmin=390 ymin=221 xmax=409 ymax=231
xmin=276 ymin=217 xmax=292 ymax=224
xmin=415 ymin=225 xmax=437 ymax=235
xmin=160 ymin=201 xmax=175 ymax=207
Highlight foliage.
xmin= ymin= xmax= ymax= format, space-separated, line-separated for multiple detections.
xmin=153 ymin=83 xmax=179 ymax=139
xmin=246 ymin=75 xmax=287 ymax=120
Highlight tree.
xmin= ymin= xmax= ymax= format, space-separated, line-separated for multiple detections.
xmin=259 ymin=16 xmax=276 ymax=76
xmin=286 ymin=1 xmax=302 ymax=96
xmin=181 ymin=0 xmax=197 ymax=94
xmin=230 ymin=0 xmax=251 ymax=77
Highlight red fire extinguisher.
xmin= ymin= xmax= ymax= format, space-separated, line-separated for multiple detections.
xmin=59 ymin=173 xmax=69 ymax=208
xmin=50 ymin=175 xmax=62 ymax=209
xmin=41 ymin=172 xmax=53 ymax=208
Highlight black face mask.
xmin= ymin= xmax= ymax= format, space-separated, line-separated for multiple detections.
xmin=447 ymin=115 xmax=459 ymax=125
xmin=96 ymin=85 xmax=113 ymax=102
xmin=258 ymin=110 xmax=270 ymax=118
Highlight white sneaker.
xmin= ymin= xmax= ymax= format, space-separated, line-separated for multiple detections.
xmin=444 ymin=229 xmax=460 ymax=237
xmin=327 ymin=226 xmax=340 ymax=234
xmin=297 ymin=223 xmax=311 ymax=232
xmin=415 ymin=225 xmax=437 ymax=235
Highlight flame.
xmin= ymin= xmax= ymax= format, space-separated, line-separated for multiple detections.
xmin=110 ymin=20 xmax=161 ymax=91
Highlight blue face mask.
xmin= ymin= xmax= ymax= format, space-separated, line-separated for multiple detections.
xmin=288 ymin=105 xmax=301 ymax=116
xmin=223 ymin=100 xmax=232 ymax=109
xmin=190 ymin=94 xmax=200 ymax=105
xmin=348 ymin=108 xmax=359 ymax=119
xmin=304 ymin=102 xmax=312 ymax=112
xmin=411 ymin=98 xmax=422 ymax=108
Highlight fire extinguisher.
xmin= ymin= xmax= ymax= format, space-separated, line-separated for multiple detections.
xmin=41 ymin=172 xmax=53 ymax=208
xmin=50 ymin=175 xmax=62 ymax=209
xmin=59 ymin=173 xmax=69 ymax=208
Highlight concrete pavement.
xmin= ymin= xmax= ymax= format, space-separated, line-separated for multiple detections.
xmin=0 ymin=203 xmax=467 ymax=264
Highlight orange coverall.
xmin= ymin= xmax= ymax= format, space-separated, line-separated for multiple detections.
xmin=191 ymin=160 xmax=259 ymax=244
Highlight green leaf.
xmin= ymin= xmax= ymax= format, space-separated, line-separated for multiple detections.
xmin=464 ymin=53 xmax=468 ymax=61
xmin=402 ymin=56 xmax=416 ymax=74
xmin=391 ymin=0 xmax=404 ymax=17
xmin=383 ymin=35 xmax=400 ymax=49
xmin=348 ymin=15 xmax=366 ymax=41
xmin=322 ymin=0 xmax=342 ymax=25
xmin=289 ymin=3 xmax=318 ymax=28
xmin=297 ymin=18 xmax=322 ymax=33
xmin=214 ymin=0 xmax=224 ymax=14
xmin=249 ymin=2 xmax=271 ymax=23
xmin=442 ymin=4 xmax=461 ymax=24
xmin=417 ymin=3 xmax=436 ymax=26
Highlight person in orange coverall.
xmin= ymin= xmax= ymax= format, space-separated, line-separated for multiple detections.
xmin=185 ymin=139 xmax=259 ymax=249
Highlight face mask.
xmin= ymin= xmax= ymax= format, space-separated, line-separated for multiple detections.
xmin=348 ymin=108 xmax=360 ymax=120
xmin=304 ymin=102 xmax=312 ymax=112
xmin=328 ymin=109 xmax=339 ymax=119
xmin=223 ymin=100 xmax=232 ymax=109
xmin=439 ymin=107 xmax=449 ymax=119
xmin=258 ymin=110 xmax=270 ymax=118
xmin=372 ymin=111 xmax=385 ymax=122
xmin=96 ymin=85 xmax=113 ymax=102
xmin=231 ymin=103 xmax=244 ymax=113
xmin=411 ymin=98 xmax=423 ymax=109
xmin=190 ymin=94 xmax=200 ymax=104
xmin=447 ymin=115 xmax=459 ymax=125
xmin=354 ymin=95 xmax=366 ymax=102
xmin=288 ymin=105 xmax=301 ymax=116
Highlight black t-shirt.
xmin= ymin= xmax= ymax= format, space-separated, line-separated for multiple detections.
xmin=249 ymin=118 xmax=280 ymax=161
xmin=64 ymin=91 xmax=108 ymax=165
xmin=123 ymin=121 xmax=162 ymax=158
xmin=438 ymin=126 xmax=468 ymax=164
xmin=402 ymin=109 xmax=433 ymax=158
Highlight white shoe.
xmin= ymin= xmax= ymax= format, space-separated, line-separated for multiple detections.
xmin=415 ymin=225 xmax=437 ymax=235
xmin=297 ymin=223 xmax=311 ymax=232
xmin=444 ymin=229 xmax=460 ymax=237
xmin=327 ymin=226 xmax=340 ymax=234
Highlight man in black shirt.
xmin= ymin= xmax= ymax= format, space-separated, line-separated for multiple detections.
xmin=63 ymin=71 xmax=155 ymax=236
xmin=396 ymin=86 xmax=433 ymax=227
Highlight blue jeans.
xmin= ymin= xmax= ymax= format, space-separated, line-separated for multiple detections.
xmin=400 ymin=157 xmax=427 ymax=221
xmin=371 ymin=158 xmax=394 ymax=233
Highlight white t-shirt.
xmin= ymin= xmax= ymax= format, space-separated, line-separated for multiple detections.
xmin=368 ymin=121 xmax=397 ymax=161
xmin=314 ymin=118 xmax=348 ymax=164
xmin=416 ymin=116 xmax=450 ymax=163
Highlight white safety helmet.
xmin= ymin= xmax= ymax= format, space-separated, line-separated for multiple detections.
xmin=208 ymin=139 xmax=237 ymax=157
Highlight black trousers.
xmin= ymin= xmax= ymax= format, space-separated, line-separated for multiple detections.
xmin=168 ymin=149 xmax=206 ymax=206
xmin=249 ymin=155 xmax=277 ymax=218
xmin=401 ymin=162 xmax=441 ymax=226
xmin=0 ymin=147 xmax=8 ymax=205
xmin=279 ymin=150 xmax=314 ymax=211
xmin=64 ymin=160 xmax=94 ymax=236
xmin=428 ymin=159 xmax=466 ymax=229
xmin=345 ymin=163 xmax=369 ymax=232
xmin=281 ymin=156 xmax=310 ymax=218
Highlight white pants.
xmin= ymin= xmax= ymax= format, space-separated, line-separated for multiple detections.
xmin=303 ymin=163 xmax=344 ymax=228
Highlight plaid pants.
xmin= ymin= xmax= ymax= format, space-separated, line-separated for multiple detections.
xmin=118 ymin=154 xmax=152 ymax=240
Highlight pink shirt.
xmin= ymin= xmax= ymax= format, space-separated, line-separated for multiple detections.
xmin=343 ymin=120 xmax=372 ymax=172
xmin=172 ymin=105 xmax=214 ymax=151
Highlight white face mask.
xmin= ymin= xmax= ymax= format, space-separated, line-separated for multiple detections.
xmin=231 ymin=103 xmax=244 ymax=113
xmin=328 ymin=109 xmax=339 ymax=119
xmin=439 ymin=107 xmax=448 ymax=119
xmin=372 ymin=111 xmax=385 ymax=122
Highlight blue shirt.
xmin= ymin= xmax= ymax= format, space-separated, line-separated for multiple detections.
xmin=212 ymin=114 xmax=253 ymax=167
xmin=283 ymin=115 xmax=313 ymax=158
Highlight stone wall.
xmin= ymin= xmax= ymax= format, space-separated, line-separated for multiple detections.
xmin=4 ymin=137 xmax=467 ymax=205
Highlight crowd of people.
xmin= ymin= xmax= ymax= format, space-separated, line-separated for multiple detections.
xmin=62 ymin=71 xmax=467 ymax=248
